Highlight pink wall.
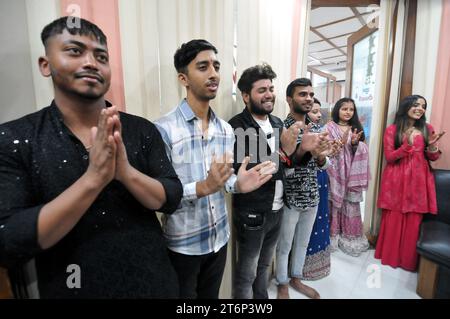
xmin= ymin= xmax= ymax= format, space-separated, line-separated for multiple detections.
xmin=60 ymin=0 xmax=126 ymax=112
xmin=430 ymin=0 xmax=450 ymax=169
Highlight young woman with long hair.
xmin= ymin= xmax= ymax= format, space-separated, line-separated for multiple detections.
xmin=326 ymin=98 xmax=370 ymax=257
xmin=375 ymin=95 xmax=444 ymax=271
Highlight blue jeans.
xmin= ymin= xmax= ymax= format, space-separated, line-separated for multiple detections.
xmin=233 ymin=208 xmax=282 ymax=299
xmin=275 ymin=205 xmax=318 ymax=284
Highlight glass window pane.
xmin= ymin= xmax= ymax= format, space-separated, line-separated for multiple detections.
xmin=351 ymin=30 xmax=378 ymax=143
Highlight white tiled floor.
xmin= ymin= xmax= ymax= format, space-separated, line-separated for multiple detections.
xmin=268 ymin=249 xmax=421 ymax=299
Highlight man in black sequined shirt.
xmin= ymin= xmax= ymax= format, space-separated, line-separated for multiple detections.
xmin=0 ymin=16 xmax=182 ymax=298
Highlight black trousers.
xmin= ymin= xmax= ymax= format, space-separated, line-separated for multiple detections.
xmin=168 ymin=243 xmax=228 ymax=299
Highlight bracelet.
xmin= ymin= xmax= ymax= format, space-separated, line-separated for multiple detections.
xmin=277 ymin=148 xmax=292 ymax=166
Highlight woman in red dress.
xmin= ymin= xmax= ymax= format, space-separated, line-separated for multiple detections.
xmin=375 ymin=95 xmax=445 ymax=271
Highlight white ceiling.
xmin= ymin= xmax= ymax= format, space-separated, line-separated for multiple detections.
xmin=309 ymin=32 xmax=323 ymax=42
xmin=329 ymin=34 xmax=352 ymax=48
xmin=310 ymin=7 xmax=355 ymax=27
xmin=308 ymin=5 xmax=379 ymax=79
xmin=317 ymin=18 xmax=363 ymax=39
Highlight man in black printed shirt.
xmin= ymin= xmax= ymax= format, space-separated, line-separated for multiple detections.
xmin=275 ymin=78 xmax=330 ymax=299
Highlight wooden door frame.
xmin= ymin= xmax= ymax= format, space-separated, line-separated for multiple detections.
xmin=311 ymin=0 xmax=417 ymax=104
xmin=399 ymin=0 xmax=417 ymax=100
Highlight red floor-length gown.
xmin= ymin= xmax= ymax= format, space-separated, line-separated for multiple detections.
xmin=375 ymin=124 xmax=440 ymax=271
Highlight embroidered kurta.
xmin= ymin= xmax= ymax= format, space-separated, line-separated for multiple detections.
xmin=375 ymin=123 xmax=440 ymax=271
xmin=326 ymin=121 xmax=370 ymax=256
xmin=377 ymin=124 xmax=440 ymax=214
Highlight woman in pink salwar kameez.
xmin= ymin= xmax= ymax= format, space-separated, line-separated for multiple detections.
xmin=326 ymin=98 xmax=370 ymax=257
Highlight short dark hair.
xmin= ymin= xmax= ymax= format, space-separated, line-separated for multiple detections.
xmin=286 ymin=78 xmax=312 ymax=97
xmin=41 ymin=16 xmax=107 ymax=48
xmin=313 ymin=97 xmax=321 ymax=106
xmin=174 ymin=39 xmax=218 ymax=74
xmin=237 ymin=63 xmax=277 ymax=94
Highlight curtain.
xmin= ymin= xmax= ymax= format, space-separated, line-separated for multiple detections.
xmin=236 ymin=0 xmax=310 ymax=119
xmin=118 ymin=0 xmax=308 ymax=122
xmin=25 ymin=0 xmax=60 ymax=110
xmin=118 ymin=0 xmax=235 ymax=120
xmin=412 ymin=0 xmax=442 ymax=115
xmin=430 ymin=0 xmax=450 ymax=169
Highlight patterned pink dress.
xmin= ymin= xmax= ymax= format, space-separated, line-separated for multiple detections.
xmin=326 ymin=121 xmax=370 ymax=256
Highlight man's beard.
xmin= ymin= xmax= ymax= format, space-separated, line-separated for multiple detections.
xmin=249 ymin=97 xmax=274 ymax=116
xmin=292 ymin=102 xmax=310 ymax=115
